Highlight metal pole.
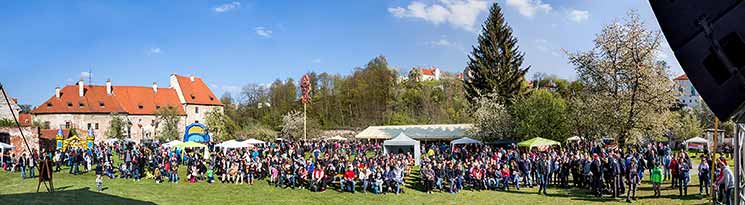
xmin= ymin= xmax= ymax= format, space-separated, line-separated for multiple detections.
xmin=731 ymin=122 xmax=745 ymax=205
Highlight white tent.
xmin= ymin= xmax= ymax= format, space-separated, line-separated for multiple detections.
xmin=216 ymin=140 xmax=250 ymax=149
xmin=162 ymin=140 xmax=184 ymax=148
xmin=244 ymin=138 xmax=266 ymax=145
xmin=0 ymin=142 xmax=15 ymax=153
xmin=566 ymin=136 xmax=582 ymax=141
xmin=383 ymin=132 xmax=421 ymax=165
xmin=683 ymin=137 xmax=709 ymax=150
xmin=105 ymin=138 xmax=119 ymax=144
xmin=450 ymin=137 xmax=482 ymax=145
xmin=327 ymin=135 xmax=347 ymax=141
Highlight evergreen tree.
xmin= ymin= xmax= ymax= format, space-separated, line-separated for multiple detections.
xmin=464 ymin=2 xmax=529 ymax=105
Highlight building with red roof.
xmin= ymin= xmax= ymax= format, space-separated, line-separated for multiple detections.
xmin=672 ymin=74 xmax=700 ymax=109
xmin=31 ymin=74 xmax=223 ymax=143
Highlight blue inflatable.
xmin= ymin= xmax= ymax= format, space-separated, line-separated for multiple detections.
xmin=183 ymin=123 xmax=210 ymax=142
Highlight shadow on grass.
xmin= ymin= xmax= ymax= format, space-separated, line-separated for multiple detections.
xmin=0 ymin=187 xmax=156 ymax=205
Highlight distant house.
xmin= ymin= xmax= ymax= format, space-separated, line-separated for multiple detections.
xmin=673 ymin=74 xmax=700 ymax=109
xmin=409 ymin=66 xmax=441 ymax=81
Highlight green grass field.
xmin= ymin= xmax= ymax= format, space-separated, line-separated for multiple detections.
xmin=0 ymin=164 xmax=714 ymax=205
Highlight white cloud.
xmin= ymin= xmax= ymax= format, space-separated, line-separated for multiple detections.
xmin=147 ymin=47 xmax=162 ymax=55
xmin=388 ymin=0 xmax=489 ymax=31
xmin=214 ymin=2 xmax=241 ymax=13
xmin=506 ymin=0 xmax=552 ymax=17
xmin=535 ymin=39 xmax=560 ymax=57
xmin=221 ymin=85 xmax=241 ymax=93
xmin=427 ymin=39 xmax=454 ymax=47
xmin=567 ymin=9 xmax=589 ymax=23
xmin=255 ymin=27 xmax=273 ymax=38
xmin=80 ymin=71 xmax=92 ymax=79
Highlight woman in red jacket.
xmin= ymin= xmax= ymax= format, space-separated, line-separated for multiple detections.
xmin=669 ymin=155 xmax=679 ymax=188
xmin=344 ymin=166 xmax=356 ymax=193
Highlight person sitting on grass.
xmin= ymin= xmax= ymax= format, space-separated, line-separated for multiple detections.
xmin=312 ymin=164 xmax=326 ymax=192
xmin=501 ymin=164 xmax=511 ymax=191
xmin=373 ymin=168 xmax=384 ymax=194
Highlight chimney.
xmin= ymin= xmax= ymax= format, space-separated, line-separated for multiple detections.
xmin=106 ymin=79 xmax=112 ymax=95
xmin=152 ymin=82 xmax=158 ymax=93
xmin=55 ymin=87 xmax=61 ymax=98
xmin=78 ymin=79 xmax=84 ymax=97
xmin=189 ymin=75 xmax=195 ymax=82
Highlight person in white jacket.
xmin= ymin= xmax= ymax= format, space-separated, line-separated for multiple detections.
xmin=716 ymin=161 xmax=734 ymax=205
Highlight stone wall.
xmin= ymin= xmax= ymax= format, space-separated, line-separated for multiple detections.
xmin=184 ymin=104 xmax=223 ymax=125
xmin=33 ymin=113 xmax=187 ymax=143
xmin=0 ymin=126 xmax=38 ymax=156
xmin=0 ymin=90 xmax=20 ymax=121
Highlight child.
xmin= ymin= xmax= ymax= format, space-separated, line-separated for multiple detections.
xmin=207 ymin=168 xmax=214 ymax=183
xmin=651 ymin=164 xmax=662 ymax=197
xmin=96 ymin=174 xmax=103 ymax=192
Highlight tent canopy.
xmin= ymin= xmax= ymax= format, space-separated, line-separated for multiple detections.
xmin=216 ymin=140 xmax=250 ymax=149
xmin=327 ymin=135 xmax=347 ymax=141
xmin=0 ymin=142 xmax=15 ymax=150
xmin=518 ymin=137 xmax=561 ymax=148
xmin=450 ymin=137 xmax=482 ymax=145
xmin=566 ymin=136 xmax=582 ymax=141
xmin=245 ymin=138 xmax=266 ymax=145
xmin=684 ymin=136 xmax=708 ymax=144
xmin=162 ymin=140 xmax=183 ymax=148
xmin=174 ymin=141 xmax=207 ymax=149
xmin=383 ymin=132 xmax=421 ymax=165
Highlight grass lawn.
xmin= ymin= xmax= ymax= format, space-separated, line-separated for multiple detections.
xmin=0 ymin=164 xmax=714 ymax=205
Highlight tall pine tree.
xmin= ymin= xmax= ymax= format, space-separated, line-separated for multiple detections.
xmin=464 ymin=2 xmax=529 ymax=105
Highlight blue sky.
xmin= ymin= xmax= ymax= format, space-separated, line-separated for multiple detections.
xmin=0 ymin=0 xmax=682 ymax=106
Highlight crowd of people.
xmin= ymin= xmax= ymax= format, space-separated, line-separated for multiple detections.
xmin=0 ymin=139 xmax=737 ymax=204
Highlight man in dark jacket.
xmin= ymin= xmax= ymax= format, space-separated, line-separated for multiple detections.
xmin=591 ymin=154 xmax=603 ymax=197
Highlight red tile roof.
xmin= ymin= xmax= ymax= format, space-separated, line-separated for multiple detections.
xmin=18 ymin=114 xmax=31 ymax=126
xmin=674 ymin=74 xmax=688 ymax=81
xmin=174 ymin=75 xmax=223 ymax=106
xmin=32 ymin=85 xmax=185 ymax=115
xmin=108 ymin=86 xmax=186 ymax=115
xmin=420 ymin=66 xmax=438 ymax=76
xmin=39 ymin=128 xmax=69 ymax=140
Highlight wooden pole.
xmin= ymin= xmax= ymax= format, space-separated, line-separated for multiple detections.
xmin=712 ymin=117 xmax=719 ymax=203
xmin=303 ymin=103 xmax=307 ymax=141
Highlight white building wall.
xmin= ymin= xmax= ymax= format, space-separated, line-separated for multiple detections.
xmin=675 ymin=79 xmax=700 ymax=109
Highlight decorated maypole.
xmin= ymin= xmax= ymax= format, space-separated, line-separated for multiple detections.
xmin=300 ymin=74 xmax=312 ymax=141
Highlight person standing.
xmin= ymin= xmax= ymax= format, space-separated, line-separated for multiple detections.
xmin=590 ymin=154 xmax=603 ymax=197
xmin=537 ymin=155 xmax=549 ymax=195
xmin=626 ymin=158 xmax=639 ymax=203
xmin=678 ymin=156 xmax=690 ymax=196
xmin=716 ymin=160 xmax=735 ymax=205
xmin=608 ymin=153 xmax=620 ymax=198
xmin=699 ymin=157 xmax=710 ymax=196
xmin=651 ymin=164 xmax=662 ymax=197
xmin=19 ymin=153 xmax=26 ymax=179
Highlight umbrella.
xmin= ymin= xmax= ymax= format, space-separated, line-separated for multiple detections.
xmin=517 ymin=137 xmax=561 ymax=150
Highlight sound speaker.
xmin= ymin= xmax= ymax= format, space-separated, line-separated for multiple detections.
xmin=649 ymin=0 xmax=745 ymax=121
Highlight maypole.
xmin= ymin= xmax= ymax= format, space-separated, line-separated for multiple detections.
xmin=300 ymin=74 xmax=312 ymax=141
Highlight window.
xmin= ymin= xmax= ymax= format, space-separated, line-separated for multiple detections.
xmin=44 ymin=121 xmax=50 ymax=128
xmin=67 ymin=102 xmax=73 ymax=107
xmin=47 ymin=103 xmax=52 ymax=107
xmin=209 ymin=96 xmax=214 ymax=101
xmin=191 ymin=95 xmax=196 ymax=100
xmin=138 ymin=104 xmax=144 ymax=109
xmin=87 ymin=123 xmax=91 ymax=130
xmin=99 ymin=101 xmax=105 ymax=107
xmin=95 ymin=123 xmax=99 ymax=130
xmin=65 ymin=121 xmax=71 ymax=129
xmin=195 ymin=107 xmax=199 ymax=114
xmin=79 ymin=102 xmax=85 ymax=108
xmin=156 ymin=105 xmax=161 ymax=110
xmin=0 ymin=133 xmax=9 ymax=145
